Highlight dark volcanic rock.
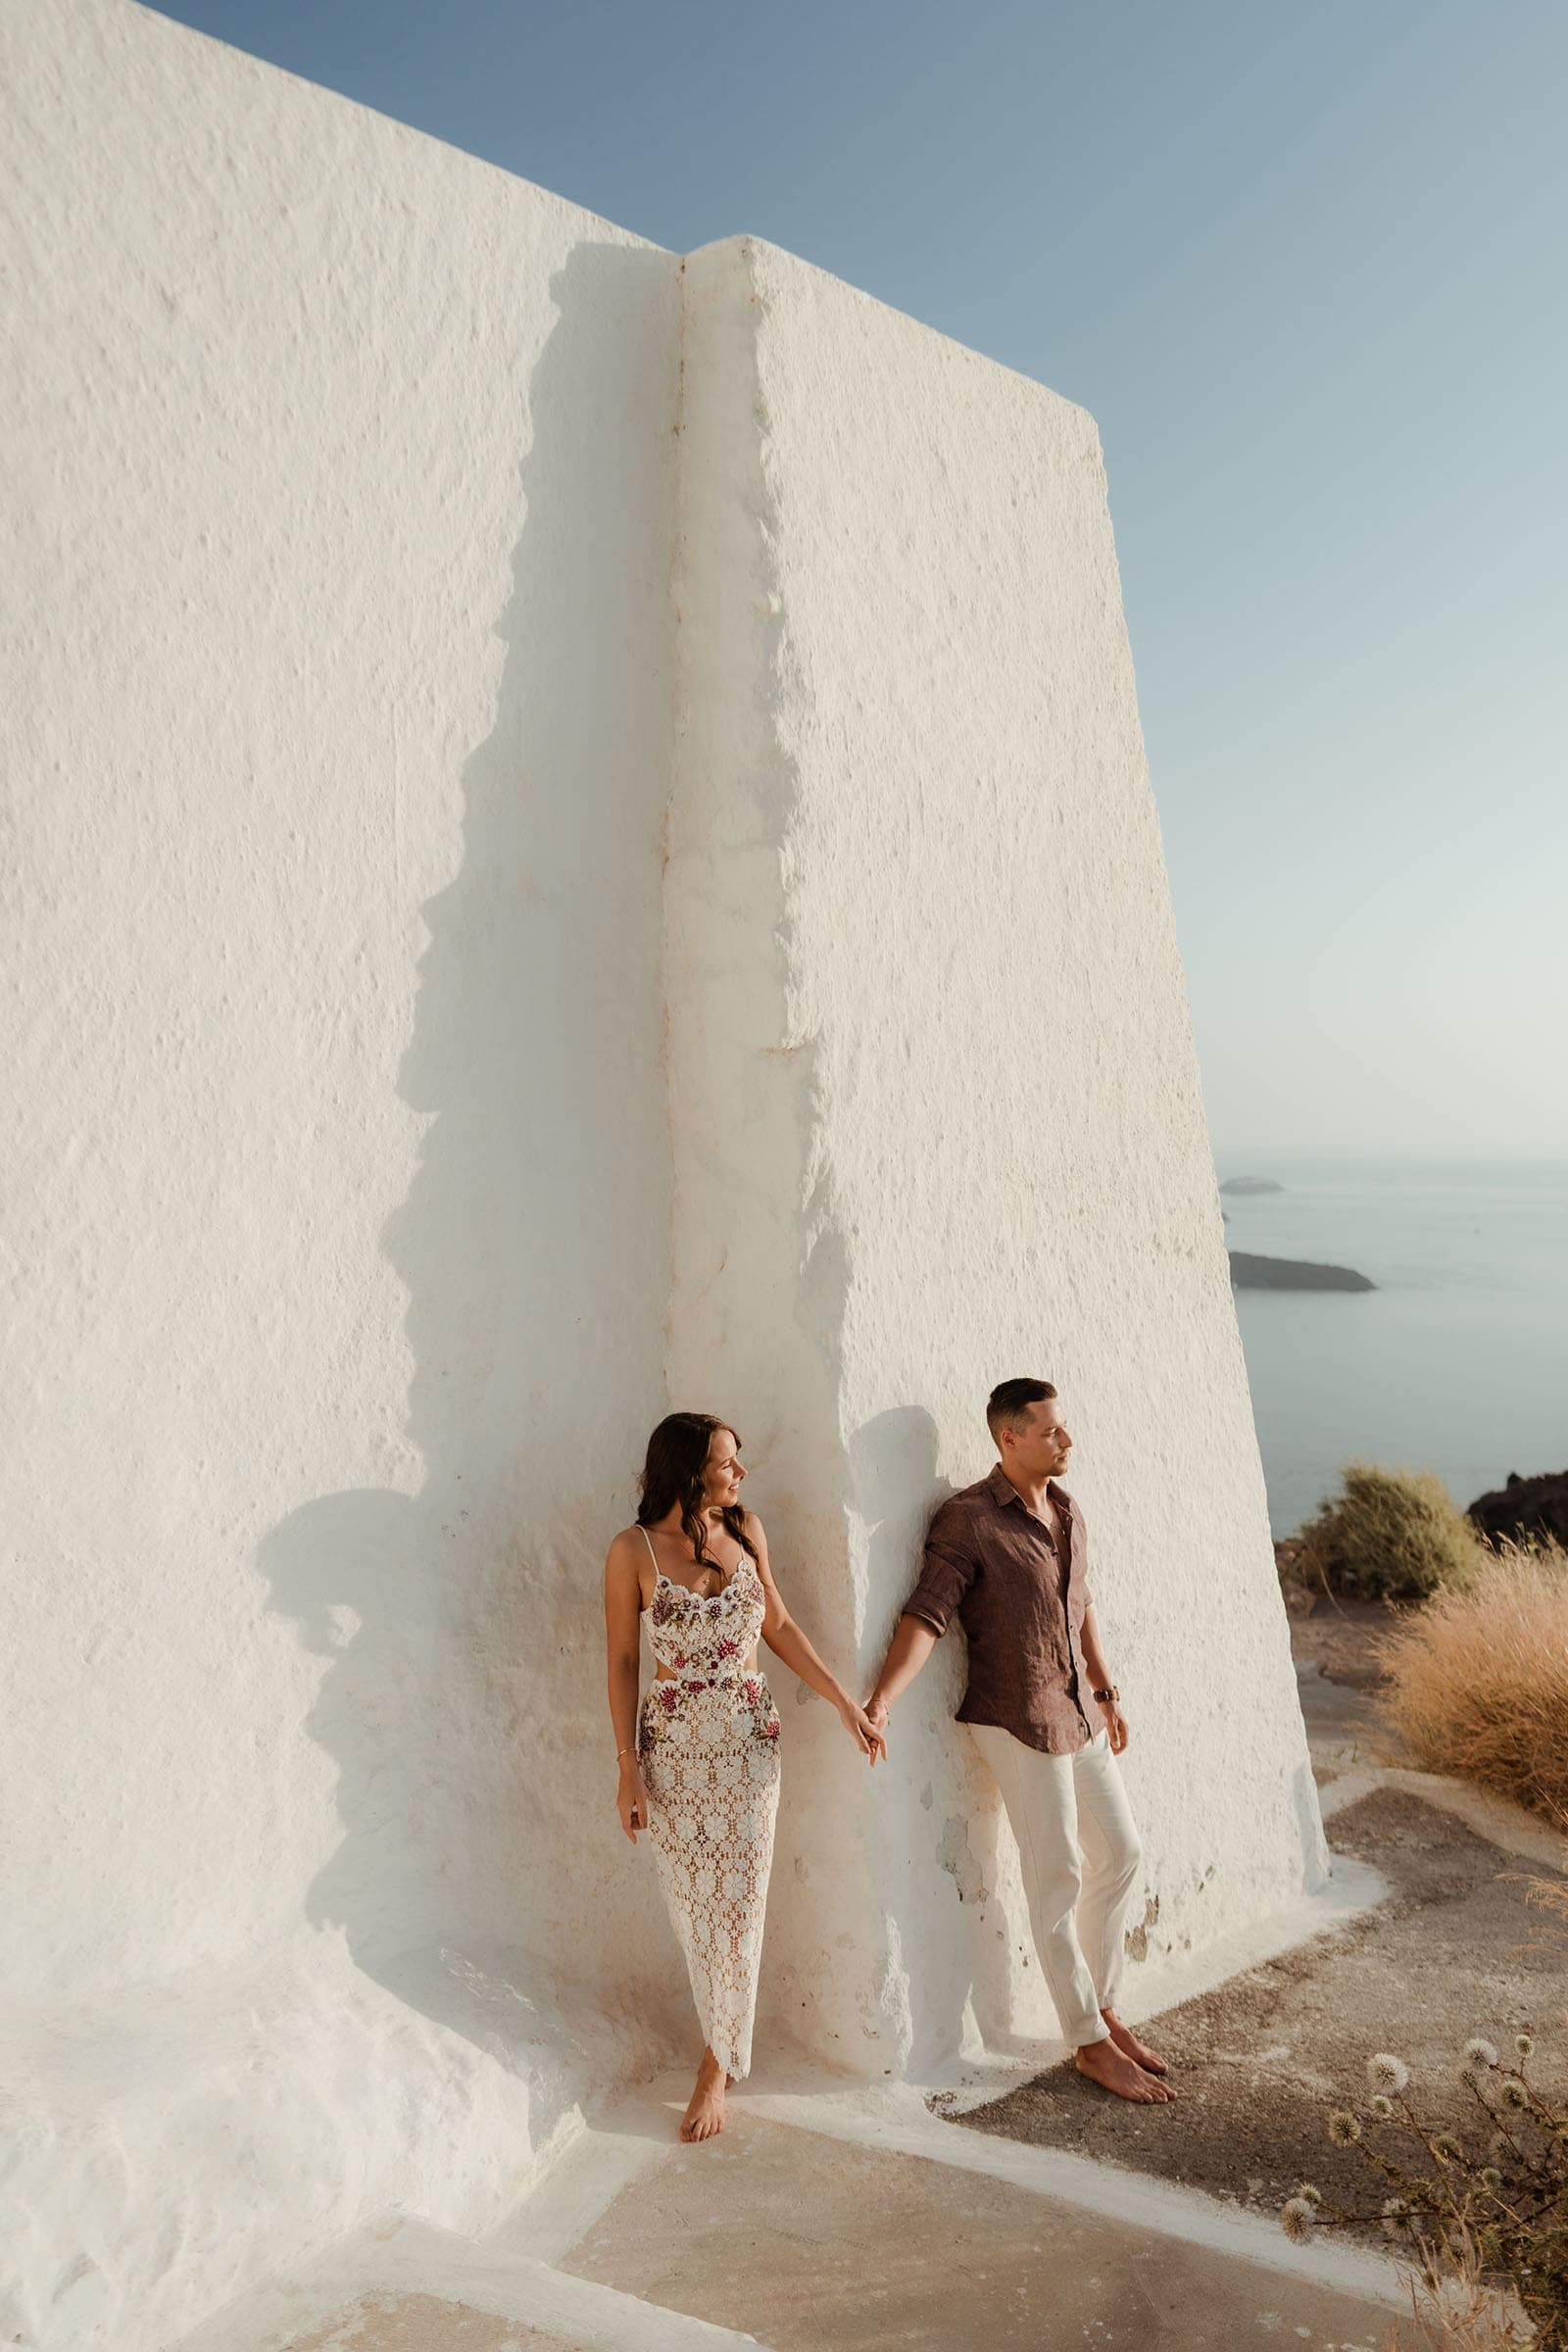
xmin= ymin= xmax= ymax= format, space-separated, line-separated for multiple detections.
xmin=1467 ymin=1468 xmax=1568 ymax=1552
xmin=1219 ymin=1175 xmax=1285 ymax=1195
xmin=1229 ymin=1250 xmax=1375 ymax=1293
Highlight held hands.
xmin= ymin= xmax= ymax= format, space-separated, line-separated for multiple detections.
xmin=862 ymin=1691 xmax=891 ymax=1759
xmin=839 ymin=1691 xmax=889 ymax=1767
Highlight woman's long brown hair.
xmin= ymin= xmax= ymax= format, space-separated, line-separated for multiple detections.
xmin=636 ymin=1411 xmax=759 ymax=1566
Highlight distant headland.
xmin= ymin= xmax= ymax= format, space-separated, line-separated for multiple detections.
xmin=1219 ymin=1175 xmax=1286 ymax=1196
xmin=1229 ymin=1250 xmax=1376 ymax=1293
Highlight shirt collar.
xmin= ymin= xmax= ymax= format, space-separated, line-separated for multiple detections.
xmin=986 ymin=1462 xmax=1069 ymax=1516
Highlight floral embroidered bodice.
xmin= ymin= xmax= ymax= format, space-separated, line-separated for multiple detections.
xmin=646 ymin=1555 xmax=767 ymax=1689
xmin=636 ymin=1534 xmax=781 ymax=2078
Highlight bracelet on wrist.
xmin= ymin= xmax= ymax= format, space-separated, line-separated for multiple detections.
xmin=1092 ymin=1686 xmax=1119 ymax=1705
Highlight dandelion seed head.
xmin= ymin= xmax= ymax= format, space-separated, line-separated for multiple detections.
xmin=1326 ymin=2109 xmax=1362 ymax=2146
xmin=1296 ymin=2182 xmax=1323 ymax=2206
xmin=1280 ymin=2196 xmax=1315 ymax=2243
xmin=1463 ymin=2038 xmax=1499 ymax=2071
xmin=1433 ymin=2133 xmax=1463 ymax=2163
xmin=1479 ymin=2167 xmax=1503 ymax=2190
xmin=1367 ymin=2052 xmax=1410 ymax=2092
xmin=1514 ymin=2034 xmax=1534 ymax=2060
xmin=1500 ymin=2078 xmax=1531 ymax=2112
xmin=1369 ymin=2094 xmax=1395 ymax=2120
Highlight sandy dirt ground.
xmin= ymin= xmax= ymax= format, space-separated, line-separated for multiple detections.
xmin=944 ymin=1594 xmax=1568 ymax=2236
xmin=947 ymin=1784 xmax=1567 ymax=2221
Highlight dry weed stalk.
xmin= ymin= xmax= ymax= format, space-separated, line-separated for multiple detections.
xmin=1380 ymin=2225 xmax=1534 ymax=2348
xmin=1282 ymin=2039 xmax=1567 ymax=2349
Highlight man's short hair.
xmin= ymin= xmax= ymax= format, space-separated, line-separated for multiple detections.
xmin=986 ymin=1377 xmax=1057 ymax=1442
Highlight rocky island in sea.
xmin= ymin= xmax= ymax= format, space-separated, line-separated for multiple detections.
xmin=1229 ymin=1250 xmax=1376 ymax=1293
xmin=1219 ymin=1175 xmax=1286 ymax=1196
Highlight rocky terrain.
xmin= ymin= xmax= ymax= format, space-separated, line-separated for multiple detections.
xmin=1467 ymin=1466 xmax=1568 ymax=1550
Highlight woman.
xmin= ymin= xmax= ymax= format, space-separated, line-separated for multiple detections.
xmin=604 ymin=1411 xmax=885 ymax=2143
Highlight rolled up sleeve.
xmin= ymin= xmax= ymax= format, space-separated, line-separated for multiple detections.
xmin=903 ymin=1515 xmax=975 ymax=1637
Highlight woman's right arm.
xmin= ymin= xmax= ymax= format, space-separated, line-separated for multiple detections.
xmin=604 ymin=1532 xmax=651 ymax=1841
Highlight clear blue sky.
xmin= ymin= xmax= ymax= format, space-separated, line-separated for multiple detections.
xmin=154 ymin=0 xmax=1568 ymax=1160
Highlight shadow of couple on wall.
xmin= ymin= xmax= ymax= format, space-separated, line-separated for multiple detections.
xmin=255 ymin=235 xmax=688 ymax=2132
xmin=847 ymin=1406 xmax=1038 ymax=2078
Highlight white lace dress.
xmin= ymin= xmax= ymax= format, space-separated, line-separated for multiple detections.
xmin=636 ymin=1532 xmax=781 ymax=2079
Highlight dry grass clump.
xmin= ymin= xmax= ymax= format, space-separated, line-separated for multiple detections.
xmin=1375 ymin=1540 xmax=1568 ymax=1822
xmin=1296 ymin=1462 xmax=1485 ymax=1603
xmin=1381 ymin=2234 xmax=1535 ymax=2349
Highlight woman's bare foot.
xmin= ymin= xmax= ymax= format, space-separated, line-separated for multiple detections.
xmin=1074 ymin=2037 xmax=1175 ymax=2103
xmin=1102 ymin=2009 xmax=1168 ymax=2076
xmin=678 ymin=2050 xmax=728 ymax=2141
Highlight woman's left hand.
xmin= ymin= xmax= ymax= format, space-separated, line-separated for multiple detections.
xmin=1100 ymin=1700 xmax=1130 ymax=1755
xmin=839 ymin=1695 xmax=889 ymax=1766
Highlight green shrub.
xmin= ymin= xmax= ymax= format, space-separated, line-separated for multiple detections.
xmin=1295 ymin=1462 xmax=1485 ymax=1603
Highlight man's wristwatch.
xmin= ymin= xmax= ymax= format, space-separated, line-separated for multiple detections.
xmin=1092 ymin=1686 xmax=1119 ymax=1705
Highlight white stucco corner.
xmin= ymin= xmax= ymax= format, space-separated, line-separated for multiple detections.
xmin=667 ymin=230 xmax=1327 ymax=2074
xmin=3 ymin=10 xmax=1324 ymax=2347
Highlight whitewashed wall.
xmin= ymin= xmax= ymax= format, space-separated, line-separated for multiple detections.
xmin=3 ymin=4 xmax=683 ymax=2345
xmin=668 ymin=236 xmax=1327 ymax=2074
xmin=3 ymin=8 xmax=1325 ymax=2347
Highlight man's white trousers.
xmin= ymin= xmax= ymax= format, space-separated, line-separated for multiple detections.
xmin=968 ymin=1721 xmax=1144 ymax=2049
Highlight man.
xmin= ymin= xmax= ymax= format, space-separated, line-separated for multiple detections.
xmin=866 ymin=1378 xmax=1173 ymax=2104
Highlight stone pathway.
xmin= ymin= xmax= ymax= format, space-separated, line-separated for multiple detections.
xmin=196 ymin=2079 xmax=1408 ymax=2352
xmin=555 ymin=2100 xmax=1398 ymax=2351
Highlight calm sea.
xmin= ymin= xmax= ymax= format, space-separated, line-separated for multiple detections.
xmin=1218 ymin=1155 xmax=1568 ymax=1537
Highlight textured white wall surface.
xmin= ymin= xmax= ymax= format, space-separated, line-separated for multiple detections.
xmin=3 ymin=7 xmax=1323 ymax=2347
xmin=667 ymin=237 xmax=1326 ymax=2076
xmin=4 ymin=4 xmax=683 ymax=2345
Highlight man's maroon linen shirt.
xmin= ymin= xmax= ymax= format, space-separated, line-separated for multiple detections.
xmin=902 ymin=1463 xmax=1099 ymax=1754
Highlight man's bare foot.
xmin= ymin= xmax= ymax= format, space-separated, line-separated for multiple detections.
xmin=1074 ymin=2036 xmax=1175 ymax=2103
xmin=1102 ymin=2009 xmax=1168 ymax=2076
xmin=678 ymin=2051 xmax=727 ymax=2141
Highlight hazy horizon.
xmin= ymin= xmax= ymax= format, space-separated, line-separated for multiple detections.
xmin=150 ymin=0 xmax=1568 ymax=1158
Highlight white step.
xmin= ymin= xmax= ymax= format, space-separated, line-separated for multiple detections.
xmin=173 ymin=2217 xmax=766 ymax=2352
